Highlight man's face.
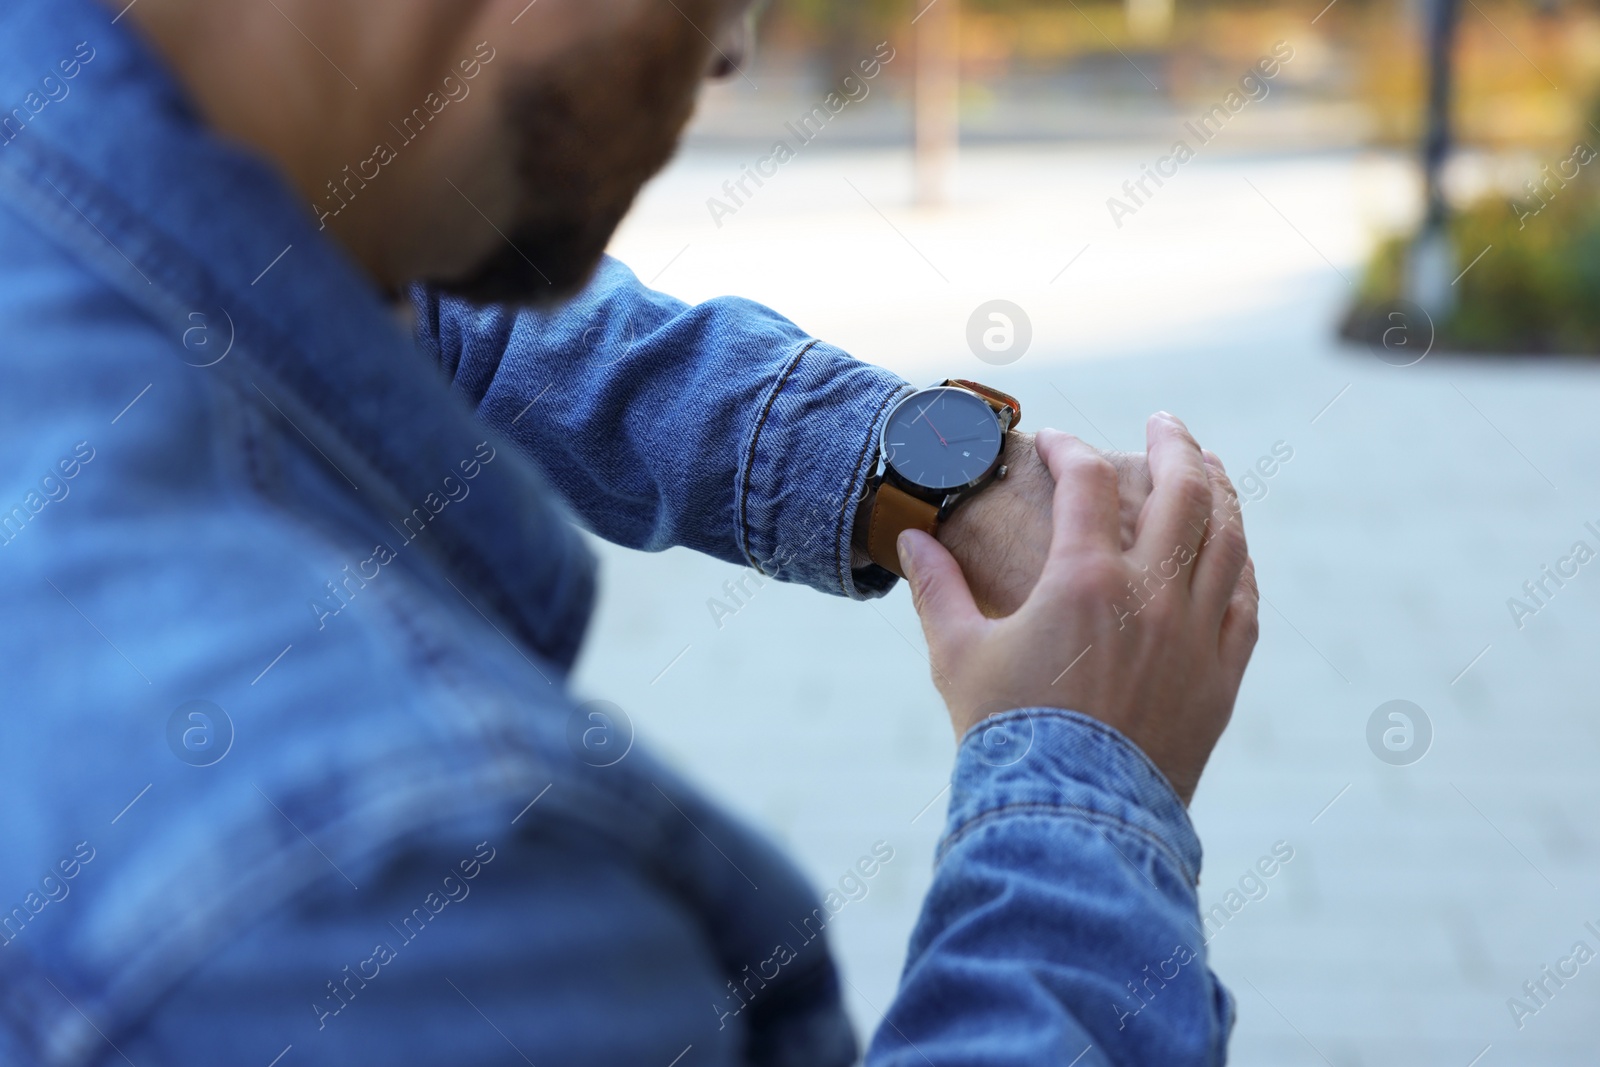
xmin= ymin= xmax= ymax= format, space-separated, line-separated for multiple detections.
xmin=420 ymin=0 xmax=754 ymax=307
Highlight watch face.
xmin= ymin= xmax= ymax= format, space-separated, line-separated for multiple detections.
xmin=882 ymin=387 xmax=1003 ymax=491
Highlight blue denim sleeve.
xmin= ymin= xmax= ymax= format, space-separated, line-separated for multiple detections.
xmin=868 ymin=709 xmax=1234 ymax=1067
xmin=410 ymin=259 xmax=913 ymax=598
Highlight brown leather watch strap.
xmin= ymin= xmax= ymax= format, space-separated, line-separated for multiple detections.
xmin=866 ymin=481 xmax=940 ymax=579
xmin=943 ymin=379 xmax=1021 ymax=429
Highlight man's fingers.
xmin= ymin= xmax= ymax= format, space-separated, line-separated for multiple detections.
xmin=1034 ymin=429 xmax=1121 ymax=569
xmin=1136 ymin=412 xmax=1213 ymax=569
xmin=1192 ymin=450 xmax=1249 ymax=616
xmin=897 ymin=529 xmax=983 ymax=654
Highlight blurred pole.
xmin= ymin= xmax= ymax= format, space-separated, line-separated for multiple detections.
xmin=1407 ymin=0 xmax=1462 ymax=315
xmin=1421 ymin=0 xmax=1461 ymax=231
xmin=915 ymin=0 xmax=958 ymax=207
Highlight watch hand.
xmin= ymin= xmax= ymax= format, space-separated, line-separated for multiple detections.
xmin=917 ymin=410 xmax=950 ymax=446
xmin=944 ymin=433 xmax=995 ymax=445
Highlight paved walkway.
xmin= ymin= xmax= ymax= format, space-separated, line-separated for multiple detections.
xmin=576 ymin=144 xmax=1600 ymax=1065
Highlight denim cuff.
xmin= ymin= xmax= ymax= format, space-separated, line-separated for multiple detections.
xmin=735 ymin=339 xmax=911 ymax=599
xmin=942 ymin=708 xmax=1203 ymax=888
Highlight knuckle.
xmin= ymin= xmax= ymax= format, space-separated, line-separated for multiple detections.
xmin=1239 ymin=604 xmax=1261 ymax=644
xmin=1210 ymin=470 xmax=1241 ymax=509
xmin=1063 ymin=451 xmax=1117 ymax=488
xmin=1241 ymin=557 xmax=1261 ymax=598
xmin=1062 ymin=554 xmax=1126 ymax=602
xmin=1232 ymin=612 xmax=1261 ymax=651
xmin=1220 ymin=495 xmax=1246 ymax=530
xmin=1039 ymin=430 xmax=1085 ymax=462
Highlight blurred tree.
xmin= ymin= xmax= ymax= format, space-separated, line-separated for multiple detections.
xmin=1126 ymin=0 xmax=1174 ymax=42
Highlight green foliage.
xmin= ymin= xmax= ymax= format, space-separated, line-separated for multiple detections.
xmin=1351 ymin=143 xmax=1600 ymax=354
xmin=1448 ymin=172 xmax=1600 ymax=352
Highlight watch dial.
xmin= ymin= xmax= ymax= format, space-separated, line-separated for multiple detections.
xmin=883 ymin=387 xmax=1003 ymax=491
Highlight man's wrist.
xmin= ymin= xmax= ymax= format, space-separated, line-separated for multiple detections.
xmin=850 ymin=431 xmax=1038 ymax=602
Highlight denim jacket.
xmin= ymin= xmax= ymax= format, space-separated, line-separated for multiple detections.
xmin=0 ymin=2 xmax=1231 ymax=1064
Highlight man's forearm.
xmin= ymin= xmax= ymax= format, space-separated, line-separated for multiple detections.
xmin=414 ymin=260 xmax=1152 ymax=613
xmin=412 ymin=256 xmax=911 ymax=599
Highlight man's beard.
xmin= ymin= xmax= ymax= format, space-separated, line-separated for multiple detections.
xmin=436 ymin=28 xmax=705 ymax=309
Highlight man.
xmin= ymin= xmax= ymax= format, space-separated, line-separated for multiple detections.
xmin=0 ymin=0 xmax=1257 ymax=1064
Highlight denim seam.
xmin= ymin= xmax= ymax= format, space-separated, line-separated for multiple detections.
xmin=831 ymin=381 xmax=904 ymax=595
xmin=738 ymin=340 xmax=814 ymax=572
xmin=941 ymin=802 xmax=1198 ymax=889
xmin=957 ymin=707 xmax=1197 ymax=853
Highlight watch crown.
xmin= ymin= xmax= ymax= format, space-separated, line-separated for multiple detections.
xmin=996 ymin=465 xmax=1009 ymax=480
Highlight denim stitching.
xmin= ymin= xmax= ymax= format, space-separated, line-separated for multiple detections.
xmin=959 ymin=708 xmax=1189 ymax=817
xmin=939 ymin=802 xmax=1198 ymax=889
xmin=738 ymin=341 xmax=813 ymax=572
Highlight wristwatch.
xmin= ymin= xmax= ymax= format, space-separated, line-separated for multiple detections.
xmin=858 ymin=379 xmax=1021 ymax=578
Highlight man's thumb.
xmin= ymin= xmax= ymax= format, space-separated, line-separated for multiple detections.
xmin=898 ymin=530 xmax=981 ymax=634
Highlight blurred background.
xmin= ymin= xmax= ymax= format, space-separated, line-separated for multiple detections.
xmin=573 ymin=1 xmax=1600 ymax=1063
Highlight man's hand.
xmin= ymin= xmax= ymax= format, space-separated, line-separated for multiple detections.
xmin=940 ymin=432 xmax=1151 ymax=618
xmin=896 ymin=414 xmax=1259 ymax=805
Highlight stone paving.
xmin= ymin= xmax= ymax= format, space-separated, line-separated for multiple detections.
xmin=573 ymin=143 xmax=1600 ymax=1065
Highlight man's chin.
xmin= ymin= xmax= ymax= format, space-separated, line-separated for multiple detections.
xmin=431 ymin=229 xmax=607 ymax=310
